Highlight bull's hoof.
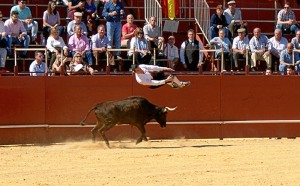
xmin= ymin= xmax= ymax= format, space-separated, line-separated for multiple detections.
xmin=136 ymin=138 xmax=143 ymax=145
xmin=80 ymin=122 xmax=86 ymax=126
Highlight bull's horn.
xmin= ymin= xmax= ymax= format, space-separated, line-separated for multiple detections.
xmin=164 ymin=106 xmax=177 ymax=112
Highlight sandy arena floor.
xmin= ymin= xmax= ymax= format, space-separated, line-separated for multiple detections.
xmin=1 ymin=138 xmax=300 ymax=185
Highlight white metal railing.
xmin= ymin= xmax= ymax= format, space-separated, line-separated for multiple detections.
xmin=144 ymin=0 xmax=163 ymax=34
xmin=194 ymin=0 xmax=210 ymax=43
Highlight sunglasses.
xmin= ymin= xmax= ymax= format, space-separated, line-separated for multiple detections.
xmin=75 ymin=56 xmax=82 ymax=58
xmin=21 ymin=1 xmax=26 ymax=4
xmin=138 ymin=32 xmax=143 ymax=34
xmin=284 ymin=7 xmax=289 ymax=9
xmin=38 ymin=55 xmax=44 ymax=58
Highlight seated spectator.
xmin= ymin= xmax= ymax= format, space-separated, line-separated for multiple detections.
xmin=121 ymin=14 xmax=138 ymax=48
xmin=29 ymin=51 xmax=48 ymax=76
xmin=249 ymin=27 xmax=272 ymax=71
xmin=4 ymin=11 xmax=29 ymax=58
xmin=51 ymin=53 xmax=70 ymax=75
xmin=164 ymin=35 xmax=179 ymax=69
xmin=68 ymin=0 xmax=85 ymax=20
xmin=46 ymin=27 xmax=69 ymax=69
xmin=265 ymin=68 xmax=272 ymax=75
xmin=180 ymin=29 xmax=204 ymax=71
xmin=269 ymin=28 xmax=288 ymax=70
xmin=11 ymin=0 xmax=39 ymax=44
xmin=232 ymin=28 xmax=250 ymax=70
xmin=209 ymin=28 xmax=233 ymax=71
xmin=91 ymin=24 xmax=111 ymax=69
xmin=143 ymin=16 xmax=164 ymax=55
xmin=279 ymin=43 xmax=300 ymax=75
xmin=286 ymin=65 xmax=294 ymax=75
xmin=68 ymin=51 xmax=93 ymax=75
xmin=128 ymin=28 xmax=152 ymax=65
xmin=223 ymin=1 xmax=248 ymax=39
xmin=0 ymin=11 xmax=8 ymax=72
xmin=42 ymin=1 xmax=64 ymax=43
xmin=68 ymin=25 xmax=94 ymax=74
xmin=67 ymin=12 xmax=87 ymax=36
xmin=210 ymin=4 xmax=228 ymax=40
xmin=291 ymin=30 xmax=300 ymax=50
xmin=276 ymin=2 xmax=299 ymax=35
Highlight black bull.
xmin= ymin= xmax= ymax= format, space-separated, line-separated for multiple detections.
xmin=80 ymin=96 xmax=177 ymax=147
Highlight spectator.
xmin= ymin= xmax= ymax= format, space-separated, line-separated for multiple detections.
xmin=265 ymin=68 xmax=272 ymax=75
xmin=223 ymin=0 xmax=247 ymax=39
xmin=210 ymin=4 xmax=228 ymax=40
xmin=68 ymin=51 xmax=91 ymax=74
xmin=279 ymin=43 xmax=300 ymax=75
xmin=286 ymin=65 xmax=294 ymax=75
xmin=291 ymin=30 xmax=300 ymax=50
xmin=0 ymin=11 xmax=8 ymax=72
xmin=133 ymin=64 xmax=191 ymax=89
xmin=180 ymin=29 xmax=204 ymax=71
xmin=29 ymin=51 xmax=48 ymax=76
xmin=209 ymin=28 xmax=233 ymax=71
xmin=164 ymin=35 xmax=179 ymax=69
xmin=249 ymin=27 xmax=272 ymax=71
xmin=67 ymin=12 xmax=87 ymax=36
xmin=143 ymin=16 xmax=164 ymax=56
xmin=46 ymin=27 xmax=69 ymax=69
xmin=269 ymin=28 xmax=288 ymax=70
xmin=68 ymin=0 xmax=85 ymax=20
xmin=102 ymin=0 xmax=126 ymax=60
xmin=232 ymin=28 xmax=250 ymax=70
xmin=51 ymin=53 xmax=69 ymax=75
xmin=91 ymin=24 xmax=111 ymax=69
xmin=68 ymin=25 xmax=94 ymax=74
xmin=4 ymin=11 xmax=29 ymax=58
xmin=10 ymin=0 xmax=39 ymax=44
xmin=84 ymin=0 xmax=97 ymax=37
xmin=128 ymin=28 xmax=152 ymax=65
xmin=121 ymin=14 xmax=138 ymax=48
xmin=276 ymin=2 xmax=299 ymax=35
xmin=43 ymin=1 xmax=64 ymax=43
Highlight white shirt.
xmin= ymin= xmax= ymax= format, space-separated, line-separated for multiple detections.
xmin=135 ymin=64 xmax=168 ymax=86
xmin=179 ymin=39 xmax=204 ymax=65
xmin=164 ymin=43 xmax=179 ymax=61
xmin=46 ymin=36 xmax=68 ymax=52
xmin=29 ymin=60 xmax=48 ymax=76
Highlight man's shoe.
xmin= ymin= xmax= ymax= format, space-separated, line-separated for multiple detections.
xmin=251 ymin=67 xmax=256 ymax=72
xmin=181 ymin=81 xmax=191 ymax=87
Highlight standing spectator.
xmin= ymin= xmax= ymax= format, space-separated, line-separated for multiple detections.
xmin=10 ymin=0 xmax=39 ymax=44
xmin=68 ymin=0 xmax=85 ymax=20
xmin=143 ymin=16 xmax=164 ymax=55
xmin=180 ymin=29 xmax=204 ymax=71
xmin=291 ymin=30 xmax=300 ymax=50
xmin=249 ymin=27 xmax=272 ymax=71
xmin=0 ymin=11 xmax=8 ymax=72
xmin=91 ymin=25 xmax=111 ymax=69
xmin=279 ymin=43 xmax=300 ymax=75
xmin=223 ymin=1 xmax=247 ymax=39
xmin=4 ymin=11 xmax=29 ymax=58
xmin=46 ymin=27 xmax=69 ymax=69
xmin=209 ymin=28 xmax=233 ymax=71
xmin=121 ymin=14 xmax=137 ymax=48
xmin=68 ymin=25 xmax=94 ymax=74
xmin=210 ymin=4 xmax=228 ymax=40
xmin=269 ymin=28 xmax=288 ymax=70
xmin=102 ymin=0 xmax=126 ymax=60
xmin=67 ymin=12 xmax=87 ymax=36
xmin=29 ymin=51 xmax=48 ymax=76
xmin=276 ymin=2 xmax=299 ymax=34
xmin=128 ymin=28 xmax=152 ymax=65
xmin=43 ymin=1 xmax=64 ymax=43
xmin=232 ymin=28 xmax=250 ymax=70
xmin=164 ymin=35 xmax=179 ymax=69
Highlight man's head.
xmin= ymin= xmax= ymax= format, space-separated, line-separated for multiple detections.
xmin=18 ymin=0 xmax=27 ymax=9
xmin=284 ymin=2 xmax=291 ymax=13
xmin=168 ymin=35 xmax=175 ymax=46
xmin=265 ymin=68 xmax=272 ymax=75
xmin=237 ymin=28 xmax=246 ymax=39
xmin=253 ymin=27 xmax=261 ymax=38
xmin=287 ymin=43 xmax=294 ymax=54
xmin=74 ymin=25 xmax=83 ymax=36
xmin=127 ymin=14 xmax=134 ymax=24
xmin=274 ymin=28 xmax=282 ymax=40
xmin=97 ymin=24 xmax=106 ymax=37
xmin=187 ymin=29 xmax=195 ymax=40
xmin=218 ymin=28 xmax=226 ymax=38
xmin=132 ymin=64 xmax=142 ymax=73
xmin=11 ymin=11 xmax=19 ymax=24
xmin=149 ymin=16 xmax=156 ymax=27
xmin=35 ymin=51 xmax=44 ymax=63
xmin=74 ymin=12 xmax=82 ymax=23
xmin=287 ymin=65 xmax=294 ymax=75
xmin=227 ymin=0 xmax=236 ymax=10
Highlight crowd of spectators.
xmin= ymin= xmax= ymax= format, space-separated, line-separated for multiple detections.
xmin=0 ymin=0 xmax=300 ymax=76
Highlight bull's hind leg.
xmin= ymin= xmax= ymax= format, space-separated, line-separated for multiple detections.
xmin=135 ymin=125 xmax=147 ymax=144
xmin=91 ymin=120 xmax=104 ymax=142
xmin=98 ymin=124 xmax=115 ymax=148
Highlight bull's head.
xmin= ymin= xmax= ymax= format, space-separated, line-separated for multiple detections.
xmin=155 ymin=106 xmax=177 ymax=128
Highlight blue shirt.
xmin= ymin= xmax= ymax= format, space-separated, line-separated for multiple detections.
xmin=210 ymin=37 xmax=232 ymax=57
xmin=10 ymin=5 xmax=32 ymax=20
xmin=29 ymin=61 xmax=47 ymax=76
xmin=102 ymin=0 xmax=126 ymax=22
xmin=280 ymin=49 xmax=300 ymax=65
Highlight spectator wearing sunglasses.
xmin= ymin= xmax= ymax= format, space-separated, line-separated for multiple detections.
xmin=29 ymin=51 xmax=48 ymax=76
xmin=276 ymin=2 xmax=299 ymax=35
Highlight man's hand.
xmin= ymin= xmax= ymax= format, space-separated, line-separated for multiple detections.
xmin=165 ymin=75 xmax=174 ymax=83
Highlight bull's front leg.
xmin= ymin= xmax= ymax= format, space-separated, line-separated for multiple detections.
xmin=135 ymin=125 xmax=147 ymax=144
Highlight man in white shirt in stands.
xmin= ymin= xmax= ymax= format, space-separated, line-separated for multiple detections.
xmin=164 ymin=35 xmax=179 ymax=69
xmin=29 ymin=51 xmax=48 ymax=76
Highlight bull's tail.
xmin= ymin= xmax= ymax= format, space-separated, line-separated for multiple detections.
xmin=80 ymin=106 xmax=97 ymax=126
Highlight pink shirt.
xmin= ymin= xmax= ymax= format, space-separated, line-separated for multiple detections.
xmin=68 ymin=34 xmax=90 ymax=52
xmin=4 ymin=18 xmax=26 ymax=36
xmin=121 ymin=23 xmax=137 ymax=41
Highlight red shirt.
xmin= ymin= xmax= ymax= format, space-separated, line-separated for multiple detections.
xmin=121 ymin=23 xmax=137 ymax=41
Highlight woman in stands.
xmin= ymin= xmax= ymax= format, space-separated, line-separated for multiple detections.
xmin=43 ymin=1 xmax=64 ymax=43
xmin=46 ymin=27 xmax=69 ymax=69
xmin=128 ymin=28 xmax=152 ymax=65
xmin=68 ymin=51 xmax=94 ymax=75
xmin=51 ymin=53 xmax=69 ymax=76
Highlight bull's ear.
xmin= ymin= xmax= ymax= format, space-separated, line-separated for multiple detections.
xmin=164 ymin=106 xmax=177 ymax=112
